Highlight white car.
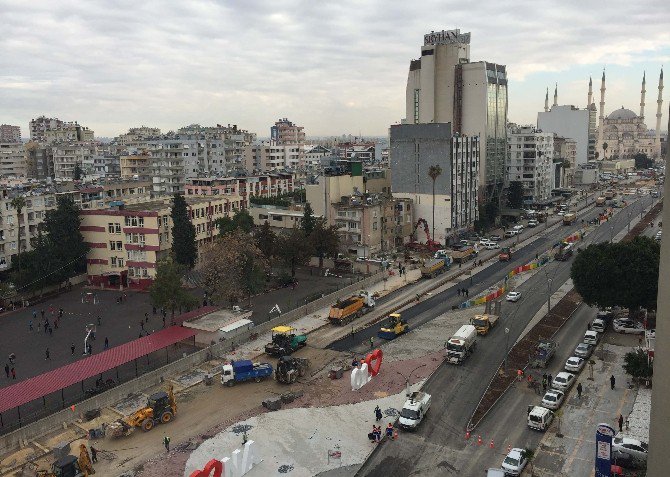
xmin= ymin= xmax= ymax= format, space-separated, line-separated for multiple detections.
xmin=613 ymin=319 xmax=645 ymax=334
xmin=557 ymin=211 xmax=565 ymax=216
xmin=551 ymin=372 xmax=575 ymax=391
xmin=512 ymin=225 xmax=524 ymax=233
xmin=501 ymin=448 xmax=528 ymax=476
xmin=583 ymin=330 xmax=600 ymax=345
xmin=506 ymin=291 xmax=522 ymax=302
xmin=541 ymin=390 xmax=565 ymax=410
xmin=591 ymin=318 xmax=607 ymax=333
xmin=565 ymin=356 xmax=585 ymax=373
xmin=527 ymin=219 xmax=539 ymax=228
xmin=482 ymin=241 xmax=500 ymax=250
xmin=613 ymin=436 xmax=648 ymax=462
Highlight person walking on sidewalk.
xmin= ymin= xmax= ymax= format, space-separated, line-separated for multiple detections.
xmin=369 ymin=337 xmax=374 ymax=349
xmin=104 ymin=337 xmax=109 ymax=350
xmin=4 ymin=363 xmax=9 ymax=378
xmin=71 ymin=343 xmax=75 ymax=355
xmin=29 ymin=320 xmax=33 ymax=332
xmin=45 ymin=348 xmax=50 ymax=360
xmin=375 ymin=405 xmax=382 ymax=421
xmin=163 ymin=435 xmax=170 ymax=452
xmin=11 ymin=367 xmax=16 ymax=379
xmin=618 ymin=413 xmax=624 ymax=432
xmin=610 ymin=375 xmax=616 ymax=390
xmin=577 ymin=382 xmax=583 ymax=399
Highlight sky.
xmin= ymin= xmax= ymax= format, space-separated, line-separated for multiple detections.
xmin=1 ymin=0 xmax=669 ymax=139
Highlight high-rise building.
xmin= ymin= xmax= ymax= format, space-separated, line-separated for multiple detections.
xmin=537 ymin=102 xmax=597 ymax=166
xmin=0 ymin=124 xmax=21 ymax=143
xmin=0 ymin=143 xmax=27 ymax=177
xmin=29 ymin=116 xmax=64 ymax=142
xmin=506 ymin=126 xmax=554 ymax=204
xmin=390 ymin=123 xmax=479 ymax=243
xmin=271 ymin=118 xmax=305 ymax=146
xmin=403 ymin=30 xmax=507 ymax=198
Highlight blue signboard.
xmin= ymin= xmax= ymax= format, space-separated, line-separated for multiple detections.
xmin=595 ymin=423 xmax=615 ymax=477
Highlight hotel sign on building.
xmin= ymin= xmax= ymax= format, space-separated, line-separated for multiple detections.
xmin=423 ymin=29 xmax=471 ymax=46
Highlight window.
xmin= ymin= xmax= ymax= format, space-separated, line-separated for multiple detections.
xmin=272 ymin=215 xmax=283 ymax=222
xmin=259 ymin=214 xmax=269 ymax=220
xmin=110 ymin=257 xmax=117 ymax=266
xmin=107 ymin=223 xmax=121 ymax=234
xmin=372 ymin=222 xmax=378 ymax=231
xmin=117 ymin=258 xmax=124 ymax=267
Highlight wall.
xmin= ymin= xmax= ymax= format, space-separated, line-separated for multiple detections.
xmin=537 ymin=106 xmax=590 ymax=167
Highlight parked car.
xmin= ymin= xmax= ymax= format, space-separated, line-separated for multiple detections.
xmin=482 ymin=241 xmax=500 ymax=250
xmin=489 ymin=234 xmax=502 ymax=242
xmin=527 ymin=219 xmax=539 ymax=228
xmin=574 ymin=343 xmax=594 ymax=358
xmin=612 ymin=436 xmax=648 ymax=463
xmin=583 ymin=330 xmax=600 ymax=345
xmin=565 ymin=356 xmax=585 ymax=373
xmin=506 ymin=291 xmax=522 ymax=302
xmin=612 ymin=449 xmax=647 ymax=470
xmin=501 ymin=448 xmax=528 ymax=476
xmin=512 ymin=224 xmax=524 ymax=233
xmin=551 ymin=372 xmax=575 ymax=391
xmin=613 ymin=319 xmax=645 ymax=334
xmin=541 ymin=390 xmax=565 ymax=410
xmin=504 ymin=230 xmax=517 ymax=238
xmin=591 ymin=318 xmax=607 ymax=333
xmin=557 ymin=211 xmax=566 ymax=216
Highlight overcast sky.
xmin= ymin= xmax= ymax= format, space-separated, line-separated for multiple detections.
xmin=1 ymin=0 xmax=668 ymax=138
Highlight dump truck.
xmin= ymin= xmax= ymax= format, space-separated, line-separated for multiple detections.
xmin=595 ymin=196 xmax=606 ymax=206
xmin=470 ymin=314 xmax=500 ymax=335
xmin=398 ymin=391 xmax=431 ymax=430
xmin=451 ymin=245 xmax=475 ymax=263
xmin=328 ymin=291 xmax=375 ymax=325
xmin=498 ymin=247 xmax=512 ymax=262
xmin=264 ymin=326 xmax=307 ymax=357
xmin=108 ymin=386 xmax=177 ymax=437
xmin=605 ymin=190 xmax=616 ymax=200
xmin=445 ymin=324 xmax=477 ymax=364
xmin=529 ymin=340 xmax=557 ymax=368
xmin=378 ymin=313 xmax=409 ymax=340
xmin=275 ymin=356 xmax=310 ymax=384
xmin=562 ymin=213 xmax=577 ymax=225
xmin=421 ymin=257 xmax=451 ymax=278
xmin=221 ymin=360 xmax=273 ymax=386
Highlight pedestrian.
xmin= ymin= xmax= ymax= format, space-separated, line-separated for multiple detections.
xmin=32 ymin=310 xmax=37 ymax=320
xmin=90 ymin=446 xmax=98 ymax=463
xmin=4 ymin=363 xmax=9 ymax=378
xmin=163 ymin=435 xmax=170 ymax=452
xmin=369 ymin=337 xmax=374 ymax=349
xmin=577 ymin=382 xmax=583 ymax=399
xmin=459 ymin=262 xmax=462 ymax=269
xmin=43 ymin=321 xmax=48 ymax=333
xmin=162 ymin=316 xmax=166 ymax=328
xmin=54 ymin=319 xmax=59 ymax=329
xmin=104 ymin=337 xmax=109 ymax=349
xmin=457 ymin=288 xmax=461 ymax=296
xmin=29 ymin=320 xmax=33 ymax=332
xmin=40 ymin=309 xmax=45 ymax=319
xmin=140 ymin=321 xmax=145 ymax=331
xmin=97 ymin=315 xmax=101 ymax=326
xmin=386 ymin=423 xmax=394 ymax=438
xmin=547 ymin=374 xmax=552 ymax=387
xmin=58 ymin=308 xmax=63 ymax=319
xmin=48 ymin=326 xmax=53 ymax=336
xmin=375 ymin=405 xmax=382 ymax=421
xmin=465 ymin=289 xmax=469 ymax=297
xmin=145 ymin=312 xmax=149 ymax=323
xmin=610 ymin=374 xmax=616 ymax=390
xmin=618 ymin=413 xmax=624 ymax=432
xmin=11 ymin=367 xmax=16 ymax=379
xmin=71 ymin=343 xmax=75 ymax=355
xmin=45 ymin=348 xmax=50 ymax=360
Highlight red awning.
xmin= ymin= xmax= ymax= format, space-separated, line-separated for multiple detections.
xmin=0 ymin=326 xmax=196 ymax=414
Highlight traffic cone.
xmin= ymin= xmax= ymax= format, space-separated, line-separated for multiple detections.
xmin=477 ymin=435 xmax=482 ymax=446
xmin=465 ymin=431 xmax=470 ymax=440
xmin=490 ymin=439 xmax=494 ymax=449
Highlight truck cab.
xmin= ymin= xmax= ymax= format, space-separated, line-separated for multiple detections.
xmin=527 ymin=405 xmax=554 ymax=431
xmin=398 ymin=392 xmax=431 ymax=430
xmin=471 ymin=314 xmax=499 ymax=335
xmin=498 ymin=247 xmax=512 ymax=262
xmin=378 ymin=313 xmax=409 ymax=340
xmin=445 ymin=324 xmax=477 ymax=364
xmin=51 ymin=455 xmax=84 ymax=477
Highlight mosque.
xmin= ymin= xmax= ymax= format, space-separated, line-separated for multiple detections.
xmin=594 ymin=69 xmax=664 ymax=161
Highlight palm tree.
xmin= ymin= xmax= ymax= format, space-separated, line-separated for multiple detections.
xmin=10 ymin=196 xmax=26 ymax=270
xmin=428 ymin=165 xmax=442 ymax=243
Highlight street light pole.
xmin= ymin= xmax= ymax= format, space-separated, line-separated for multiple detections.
xmin=547 ymin=278 xmax=553 ymax=316
xmin=395 ymin=364 xmax=427 ymax=397
xmin=503 ymin=327 xmax=510 ymax=371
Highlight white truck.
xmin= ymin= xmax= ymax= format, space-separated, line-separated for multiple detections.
xmin=445 ymin=325 xmax=477 ymax=364
xmin=527 ymin=405 xmax=554 ymax=431
xmin=398 ymin=391 xmax=431 ymax=430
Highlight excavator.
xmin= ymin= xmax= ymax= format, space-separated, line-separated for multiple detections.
xmin=33 ymin=444 xmax=95 ymax=477
xmin=275 ymin=356 xmax=310 ymax=384
xmin=108 ymin=385 xmax=176 ymax=437
xmin=407 ymin=218 xmax=442 ymax=253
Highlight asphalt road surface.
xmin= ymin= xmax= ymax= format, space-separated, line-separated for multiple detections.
xmin=356 ymin=196 xmax=654 ymax=477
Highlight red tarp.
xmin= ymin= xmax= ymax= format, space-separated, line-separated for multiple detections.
xmin=0 ymin=326 xmax=196 ymax=414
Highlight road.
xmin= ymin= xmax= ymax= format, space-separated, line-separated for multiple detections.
xmin=356 ymin=195 xmax=654 ymax=476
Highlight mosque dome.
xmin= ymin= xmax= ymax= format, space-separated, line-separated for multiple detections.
xmin=607 ymin=107 xmax=638 ymax=120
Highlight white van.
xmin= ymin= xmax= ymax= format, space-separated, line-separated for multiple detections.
xmin=527 ymin=405 xmax=554 ymax=431
xmin=591 ymin=318 xmax=606 ymax=333
xmin=584 ymin=330 xmax=600 ymax=345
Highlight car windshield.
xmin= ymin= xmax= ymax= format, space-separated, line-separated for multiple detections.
xmin=555 ymin=377 xmax=566 ymax=384
xmin=400 ymin=408 xmax=419 ymax=420
xmin=473 ymin=319 xmax=487 ymax=327
xmin=544 ymin=395 xmax=556 ymax=402
xmin=447 ymin=342 xmax=463 ymax=352
xmin=503 ymin=456 xmax=519 ymax=466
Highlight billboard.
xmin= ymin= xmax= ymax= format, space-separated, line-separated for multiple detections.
xmin=595 ymin=423 xmax=615 ymax=477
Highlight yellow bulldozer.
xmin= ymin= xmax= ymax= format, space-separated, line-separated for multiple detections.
xmin=108 ymin=385 xmax=176 ymax=437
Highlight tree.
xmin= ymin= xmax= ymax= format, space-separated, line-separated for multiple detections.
xmin=10 ymin=196 xmax=26 ymax=269
xmin=253 ymin=221 xmax=277 ymax=260
xmin=277 ymin=228 xmax=313 ymax=277
xmin=215 ymin=209 xmax=254 ymax=235
xmin=171 ymin=194 xmax=197 ymax=268
xmin=633 ymin=152 xmax=652 ymax=170
xmin=595 ymin=151 xmax=600 ymax=160
xmin=300 ymin=202 xmax=317 ymax=236
xmin=602 ymin=142 xmax=608 ymax=160
xmin=623 ymin=349 xmax=653 ymax=380
xmin=73 ymin=162 xmax=83 ymax=181
xmin=428 ymin=165 xmax=442 ymax=242
xmin=149 ymin=259 xmax=197 ymax=317
xmin=198 ymin=231 xmax=269 ymax=306
xmin=310 ymin=218 xmax=340 ymax=268
xmin=571 ymin=237 xmax=660 ymax=310
xmin=507 ymin=181 xmax=524 ymax=209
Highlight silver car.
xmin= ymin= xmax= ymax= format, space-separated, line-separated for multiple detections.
xmin=574 ymin=343 xmax=594 ymax=358
xmin=541 ymin=390 xmax=565 ymax=410
xmin=565 ymin=356 xmax=585 ymax=373
xmin=613 ymin=436 xmax=648 ymax=462
xmin=551 ymin=372 xmax=575 ymax=391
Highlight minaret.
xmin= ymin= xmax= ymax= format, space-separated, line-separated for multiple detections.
xmin=544 ymin=88 xmax=549 ymax=112
xmin=640 ymin=71 xmax=646 ymax=120
xmin=656 ymin=68 xmax=664 ymax=158
xmin=598 ymin=69 xmax=606 ymax=157
xmin=553 ymin=83 xmax=558 ymax=107
xmin=587 ymin=76 xmax=593 ymax=107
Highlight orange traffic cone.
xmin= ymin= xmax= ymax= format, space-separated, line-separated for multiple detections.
xmin=477 ymin=435 xmax=483 ymax=446
xmin=465 ymin=431 xmax=471 ymax=440
xmin=490 ymin=439 xmax=494 ymax=448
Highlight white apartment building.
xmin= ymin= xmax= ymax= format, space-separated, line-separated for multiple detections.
xmin=0 ymin=143 xmax=27 ymax=177
xmin=147 ymin=138 xmax=200 ymax=195
xmin=0 ymin=125 xmax=21 ymax=143
xmin=245 ymin=142 xmax=303 ymax=171
xmin=506 ymin=126 xmax=554 ymax=204
xmin=304 ymin=145 xmax=331 ymax=168
xmin=52 ymin=143 xmax=98 ymax=180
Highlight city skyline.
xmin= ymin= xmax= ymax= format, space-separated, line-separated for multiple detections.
xmin=1 ymin=0 xmax=668 ymax=137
